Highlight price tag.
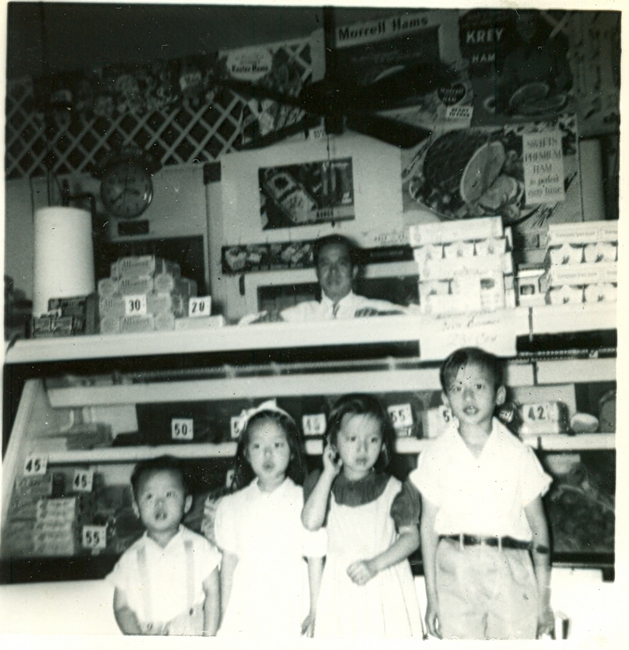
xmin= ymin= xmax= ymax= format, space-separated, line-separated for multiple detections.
xmin=82 ymin=525 xmax=107 ymax=550
xmin=302 ymin=414 xmax=327 ymax=437
xmin=225 ymin=469 xmax=236 ymax=489
xmin=230 ymin=416 xmax=244 ymax=439
xmin=24 ymin=455 xmax=48 ymax=476
xmin=189 ymin=297 xmax=212 ymax=318
xmin=171 ymin=418 xmax=194 ymax=441
xmin=125 ymin=294 xmax=147 ymax=317
xmin=72 ymin=468 xmax=94 ymax=492
xmin=388 ymin=404 xmax=414 ymax=430
xmin=522 ymin=403 xmax=551 ymax=423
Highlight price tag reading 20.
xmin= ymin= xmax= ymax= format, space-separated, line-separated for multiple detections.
xmin=125 ymin=294 xmax=147 ymax=317
xmin=82 ymin=525 xmax=107 ymax=550
xmin=189 ymin=297 xmax=211 ymax=318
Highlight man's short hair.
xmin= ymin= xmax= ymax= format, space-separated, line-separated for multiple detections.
xmin=130 ymin=455 xmax=189 ymax=500
xmin=440 ymin=347 xmax=504 ymax=393
xmin=312 ymin=234 xmax=360 ymax=268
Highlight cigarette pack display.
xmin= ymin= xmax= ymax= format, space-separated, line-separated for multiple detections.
xmin=99 ymin=293 xmax=126 ymax=319
xmin=119 ymin=314 xmax=155 ymax=333
xmin=418 ymin=252 xmax=513 ymax=280
xmin=443 ymin=241 xmax=475 ymax=259
xmin=31 ymin=315 xmax=78 ymax=338
xmin=111 ymin=256 xmax=181 ymax=280
xmin=546 ymin=285 xmax=584 ymax=305
xmin=118 ymin=276 xmax=154 ymax=296
xmin=174 ymin=315 xmax=226 ymax=330
xmin=583 ymin=283 xmax=617 ymax=303
xmin=97 ymin=277 xmax=118 ymax=298
xmin=474 ymin=237 xmax=508 ymax=256
xmin=412 ymin=244 xmax=443 ymax=267
xmin=547 ymin=220 xmax=618 ymax=245
xmin=546 ymin=243 xmax=584 ymax=266
xmin=583 ymin=242 xmax=617 ymax=264
xmin=409 ymin=216 xmax=503 ymax=247
xmin=542 ymin=262 xmax=617 ymax=290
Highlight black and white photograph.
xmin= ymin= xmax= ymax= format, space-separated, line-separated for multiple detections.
xmin=1 ymin=2 xmax=625 ymax=648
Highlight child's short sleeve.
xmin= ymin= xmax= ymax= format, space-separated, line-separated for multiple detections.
xmin=408 ymin=443 xmax=444 ymax=507
xmin=519 ymin=446 xmax=553 ymax=506
xmin=106 ymin=546 xmax=134 ymax=595
xmin=195 ymin=535 xmax=222 ymax=581
xmin=213 ymin=495 xmax=237 ymax=554
xmin=390 ymin=479 xmax=421 ymax=528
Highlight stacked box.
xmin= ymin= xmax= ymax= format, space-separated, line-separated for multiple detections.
xmin=98 ymin=256 xmax=201 ymax=334
xmin=410 ymin=217 xmax=515 ymax=315
xmin=32 ymin=495 xmax=94 ymax=557
xmin=540 ymin=221 xmax=618 ymax=305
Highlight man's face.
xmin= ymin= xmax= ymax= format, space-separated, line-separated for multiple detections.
xmin=316 ymin=242 xmax=357 ymax=303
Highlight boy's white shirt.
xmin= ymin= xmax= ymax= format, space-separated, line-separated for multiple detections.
xmin=410 ymin=418 xmax=552 ymax=540
xmin=107 ymin=525 xmax=221 ymax=626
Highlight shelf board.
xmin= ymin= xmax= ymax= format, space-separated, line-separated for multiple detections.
xmin=42 ymin=434 xmax=614 ymax=464
xmin=531 ymin=303 xmax=616 ymax=335
xmin=5 ymin=309 xmax=532 ymax=365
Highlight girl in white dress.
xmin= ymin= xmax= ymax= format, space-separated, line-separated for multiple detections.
xmin=302 ymin=394 xmax=425 ymax=639
xmin=210 ymin=402 xmax=325 ymax=638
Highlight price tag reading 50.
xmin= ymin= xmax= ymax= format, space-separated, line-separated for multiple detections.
xmin=171 ymin=418 xmax=194 ymax=441
xmin=82 ymin=525 xmax=107 ymax=550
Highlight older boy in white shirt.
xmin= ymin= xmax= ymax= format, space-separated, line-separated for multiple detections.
xmin=411 ymin=347 xmax=554 ymax=640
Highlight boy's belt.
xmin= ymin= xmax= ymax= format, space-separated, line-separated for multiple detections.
xmin=439 ymin=534 xmax=533 ymax=551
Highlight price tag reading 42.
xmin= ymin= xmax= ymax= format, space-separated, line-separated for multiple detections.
xmin=82 ymin=525 xmax=107 ymax=550
xmin=302 ymin=414 xmax=327 ymax=437
xmin=171 ymin=418 xmax=194 ymax=441
xmin=189 ymin=297 xmax=212 ymax=318
xmin=125 ymin=294 xmax=147 ymax=317
xmin=24 ymin=455 xmax=48 ymax=476
xmin=73 ymin=468 xmax=94 ymax=492
xmin=388 ymin=404 xmax=414 ymax=430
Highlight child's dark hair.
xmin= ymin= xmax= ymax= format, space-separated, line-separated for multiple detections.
xmin=231 ymin=409 xmax=306 ymax=490
xmin=130 ymin=455 xmax=189 ymax=500
xmin=326 ymin=394 xmax=396 ymax=470
xmin=440 ymin=347 xmax=504 ymax=393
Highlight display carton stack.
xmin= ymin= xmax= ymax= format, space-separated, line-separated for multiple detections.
xmin=32 ymin=496 xmax=93 ymax=556
xmin=98 ymin=256 xmax=198 ymax=334
xmin=540 ymin=221 xmax=618 ymax=305
xmin=409 ymin=217 xmax=515 ymax=315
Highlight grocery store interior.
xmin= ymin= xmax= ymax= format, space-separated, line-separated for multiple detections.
xmin=1 ymin=3 xmax=624 ymax=644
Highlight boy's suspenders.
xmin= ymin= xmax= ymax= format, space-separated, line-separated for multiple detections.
xmin=136 ymin=539 xmax=196 ymax=631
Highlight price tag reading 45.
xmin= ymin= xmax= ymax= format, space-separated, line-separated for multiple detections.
xmin=171 ymin=418 xmax=194 ymax=441
xmin=125 ymin=294 xmax=147 ymax=317
xmin=82 ymin=525 xmax=107 ymax=550
xmin=73 ymin=468 xmax=94 ymax=492
xmin=302 ymin=414 xmax=327 ymax=437
xmin=387 ymin=404 xmax=414 ymax=430
xmin=189 ymin=297 xmax=212 ymax=318
xmin=24 ymin=455 xmax=48 ymax=476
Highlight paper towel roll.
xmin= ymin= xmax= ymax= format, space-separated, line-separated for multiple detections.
xmin=33 ymin=207 xmax=95 ymax=316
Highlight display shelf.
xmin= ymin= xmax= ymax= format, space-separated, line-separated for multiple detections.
xmin=537 ymin=433 xmax=615 ymax=451
xmin=531 ymin=303 xmax=616 ymax=335
xmin=4 ymin=308 xmax=531 ymax=364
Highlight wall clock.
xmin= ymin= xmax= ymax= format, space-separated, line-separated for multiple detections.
xmin=100 ymin=159 xmax=154 ymax=219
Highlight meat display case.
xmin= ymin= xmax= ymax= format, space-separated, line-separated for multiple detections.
xmin=2 ymin=303 xmax=616 ymax=583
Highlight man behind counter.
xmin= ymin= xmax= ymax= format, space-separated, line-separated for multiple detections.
xmin=241 ymin=235 xmax=407 ymax=324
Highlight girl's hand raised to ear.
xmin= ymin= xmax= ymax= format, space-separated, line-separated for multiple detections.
xmin=322 ymin=443 xmax=342 ymax=477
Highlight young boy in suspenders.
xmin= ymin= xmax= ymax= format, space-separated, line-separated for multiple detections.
xmin=108 ymin=456 xmax=220 ymax=635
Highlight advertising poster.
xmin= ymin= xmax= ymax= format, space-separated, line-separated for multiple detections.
xmin=222 ymin=241 xmax=313 ymax=275
xmin=401 ymin=115 xmax=582 ymax=251
xmin=259 ymin=157 xmax=355 ymax=229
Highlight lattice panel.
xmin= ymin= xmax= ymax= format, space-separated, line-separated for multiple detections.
xmin=5 ymin=40 xmax=313 ymax=180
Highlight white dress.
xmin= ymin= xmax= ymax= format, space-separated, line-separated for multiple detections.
xmin=214 ymin=477 xmax=325 ymax=638
xmin=314 ymin=474 xmax=423 ymax=638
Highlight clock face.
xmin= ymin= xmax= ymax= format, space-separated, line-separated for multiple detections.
xmin=100 ymin=161 xmax=153 ymax=219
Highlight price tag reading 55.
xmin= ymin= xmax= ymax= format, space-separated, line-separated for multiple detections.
xmin=387 ymin=404 xmax=414 ymax=430
xmin=82 ymin=525 xmax=107 ymax=550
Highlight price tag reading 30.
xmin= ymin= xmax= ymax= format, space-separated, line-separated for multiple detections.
xmin=388 ymin=404 xmax=414 ymax=430
xmin=171 ymin=418 xmax=194 ymax=441
xmin=125 ymin=294 xmax=148 ymax=317
xmin=73 ymin=468 xmax=94 ymax=492
xmin=24 ymin=455 xmax=48 ymax=476
xmin=189 ymin=297 xmax=212 ymax=318
xmin=82 ymin=525 xmax=107 ymax=550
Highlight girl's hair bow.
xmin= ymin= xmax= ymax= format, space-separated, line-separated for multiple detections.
xmin=234 ymin=399 xmax=295 ymax=436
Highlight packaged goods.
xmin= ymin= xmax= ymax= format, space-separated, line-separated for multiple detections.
xmin=99 ymin=293 xmax=126 ymax=319
xmin=583 ymin=283 xmax=617 ymax=303
xmin=443 ymin=241 xmax=475 ymax=259
xmin=546 ymin=285 xmax=584 ymax=305
xmin=119 ymin=314 xmax=155 ymax=333
xmin=100 ymin=315 xmax=121 ymax=335
xmin=418 ymin=252 xmax=513 ymax=280
xmin=479 ymin=272 xmax=506 ymax=312
xmin=418 ymin=280 xmax=450 ymax=307
xmin=98 ymin=277 xmax=118 ymax=298
xmin=154 ymin=312 xmax=176 ymax=331
xmin=546 ymin=243 xmax=584 ymax=266
xmin=474 ymin=237 xmax=508 ymax=256
xmin=516 ymin=268 xmax=545 ymax=307
xmin=541 ymin=262 xmax=617 ymax=290
xmin=111 ymin=256 xmax=180 ymax=280
xmin=118 ymin=276 xmax=153 ymax=296
xmin=409 ymin=216 xmax=503 ymax=247
xmin=583 ymin=241 xmax=617 ymax=263
xmin=547 ymin=220 xmax=617 ymax=245
xmin=412 ymin=244 xmax=443 ymax=266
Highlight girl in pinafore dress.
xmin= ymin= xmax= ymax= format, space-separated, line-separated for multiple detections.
xmin=208 ymin=402 xmax=325 ymax=639
xmin=302 ymin=394 xmax=425 ymax=638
